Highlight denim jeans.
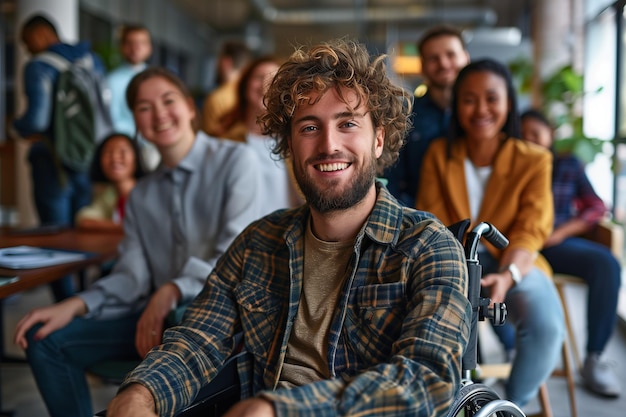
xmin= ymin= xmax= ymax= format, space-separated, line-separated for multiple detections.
xmin=542 ymin=236 xmax=621 ymax=354
xmin=25 ymin=312 xmax=141 ymax=417
xmin=28 ymin=144 xmax=92 ymax=301
xmin=480 ymin=251 xmax=565 ymax=407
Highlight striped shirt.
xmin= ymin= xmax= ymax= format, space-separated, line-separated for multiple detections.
xmin=122 ymin=184 xmax=471 ymax=417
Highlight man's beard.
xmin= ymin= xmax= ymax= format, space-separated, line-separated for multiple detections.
xmin=293 ymin=152 xmax=377 ymax=214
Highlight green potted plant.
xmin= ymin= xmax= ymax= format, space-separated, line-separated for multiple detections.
xmin=509 ymin=58 xmax=604 ymax=164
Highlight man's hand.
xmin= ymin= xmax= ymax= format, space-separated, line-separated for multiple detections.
xmin=107 ymin=384 xmax=157 ymax=417
xmin=135 ymin=283 xmax=181 ymax=357
xmin=223 ymin=398 xmax=275 ymax=417
xmin=480 ymin=272 xmax=514 ymax=304
xmin=14 ymin=296 xmax=87 ymax=349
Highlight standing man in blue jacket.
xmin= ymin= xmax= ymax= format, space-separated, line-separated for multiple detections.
xmin=385 ymin=25 xmax=469 ymax=207
xmin=12 ymin=14 xmax=106 ymax=301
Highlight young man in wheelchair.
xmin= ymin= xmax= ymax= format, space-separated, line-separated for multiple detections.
xmin=107 ymin=38 xmax=472 ymax=417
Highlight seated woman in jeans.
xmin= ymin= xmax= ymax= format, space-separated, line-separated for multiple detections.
xmin=521 ymin=108 xmax=622 ymax=398
xmin=416 ymin=59 xmax=565 ymax=408
xmin=13 ymin=67 xmax=263 ymax=417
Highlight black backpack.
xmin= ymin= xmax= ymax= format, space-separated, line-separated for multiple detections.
xmin=37 ymin=51 xmax=114 ymax=172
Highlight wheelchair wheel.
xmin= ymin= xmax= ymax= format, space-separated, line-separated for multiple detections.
xmin=446 ymin=383 xmax=525 ymax=417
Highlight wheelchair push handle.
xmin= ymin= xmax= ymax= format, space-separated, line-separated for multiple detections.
xmin=465 ymin=222 xmax=509 ymax=261
xmin=481 ymin=225 xmax=509 ymax=250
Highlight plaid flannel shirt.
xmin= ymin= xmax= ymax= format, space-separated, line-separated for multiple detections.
xmin=122 ymin=185 xmax=471 ymax=417
xmin=552 ymin=153 xmax=607 ymax=228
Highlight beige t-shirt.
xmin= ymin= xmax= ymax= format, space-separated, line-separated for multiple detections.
xmin=278 ymin=220 xmax=354 ymax=388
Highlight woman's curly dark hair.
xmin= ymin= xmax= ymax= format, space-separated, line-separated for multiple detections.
xmin=259 ymin=38 xmax=412 ymax=174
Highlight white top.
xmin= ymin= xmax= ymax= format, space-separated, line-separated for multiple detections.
xmin=246 ymin=132 xmax=293 ymax=214
xmin=464 ymin=158 xmax=492 ymax=222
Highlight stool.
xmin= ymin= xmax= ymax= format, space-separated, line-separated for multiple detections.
xmin=553 ymin=274 xmax=585 ymax=372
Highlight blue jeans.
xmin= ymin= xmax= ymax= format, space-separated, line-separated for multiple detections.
xmin=28 ymin=144 xmax=92 ymax=301
xmin=25 ymin=313 xmax=141 ymax=417
xmin=480 ymin=252 xmax=565 ymax=406
xmin=542 ymin=237 xmax=621 ymax=354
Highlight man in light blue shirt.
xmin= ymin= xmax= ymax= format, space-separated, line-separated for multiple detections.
xmin=106 ymin=24 xmax=159 ymax=168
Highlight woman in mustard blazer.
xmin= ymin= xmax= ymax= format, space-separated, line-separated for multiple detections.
xmin=416 ymin=59 xmax=565 ymax=408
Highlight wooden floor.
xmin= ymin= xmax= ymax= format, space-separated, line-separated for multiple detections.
xmin=1 ymin=282 xmax=625 ymax=416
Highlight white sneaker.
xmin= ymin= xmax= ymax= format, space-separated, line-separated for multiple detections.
xmin=581 ymin=353 xmax=621 ymax=398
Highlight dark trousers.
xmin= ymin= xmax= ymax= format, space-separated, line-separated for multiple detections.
xmin=28 ymin=144 xmax=92 ymax=301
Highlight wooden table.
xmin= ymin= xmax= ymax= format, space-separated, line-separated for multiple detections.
xmin=0 ymin=228 xmax=123 ymax=299
xmin=0 ymin=228 xmax=123 ymax=416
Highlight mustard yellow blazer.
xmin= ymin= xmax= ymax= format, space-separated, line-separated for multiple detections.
xmin=416 ymin=136 xmax=553 ymax=274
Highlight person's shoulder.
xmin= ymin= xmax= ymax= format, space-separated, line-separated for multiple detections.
xmin=504 ymin=139 xmax=552 ymax=180
xmin=106 ymin=64 xmax=130 ymax=80
xmin=553 ymin=152 xmax=586 ymax=174
xmin=48 ymin=42 xmax=87 ymax=61
xmin=511 ymin=137 xmax=548 ymax=154
xmin=511 ymin=137 xmax=551 ymax=161
xmin=240 ymin=206 xmax=307 ymax=247
xmin=197 ymin=132 xmax=260 ymax=168
xmin=205 ymin=82 xmax=234 ymax=104
xmin=401 ymin=206 xmax=438 ymax=224
xmin=24 ymin=56 xmax=49 ymax=73
xmin=127 ymin=168 xmax=161 ymax=194
xmin=425 ymin=136 xmax=448 ymax=154
xmin=554 ymin=151 xmax=581 ymax=164
xmin=413 ymin=91 xmax=430 ymax=106
xmin=376 ymin=188 xmax=442 ymax=235
xmin=396 ymin=209 xmax=460 ymax=250
xmin=412 ymin=91 xmax=440 ymax=113
xmin=200 ymin=131 xmax=253 ymax=154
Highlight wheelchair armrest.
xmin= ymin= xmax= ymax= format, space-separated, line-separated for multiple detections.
xmin=175 ymin=350 xmax=248 ymax=417
xmin=95 ymin=349 xmax=248 ymax=417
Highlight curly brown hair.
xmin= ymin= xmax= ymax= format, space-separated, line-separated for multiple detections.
xmin=259 ymin=38 xmax=412 ymax=174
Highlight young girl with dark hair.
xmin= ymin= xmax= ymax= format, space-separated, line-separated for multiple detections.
xmin=75 ymin=133 xmax=145 ymax=232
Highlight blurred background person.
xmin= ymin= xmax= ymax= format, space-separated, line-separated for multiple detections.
xmin=417 ymin=59 xmax=564 ymax=408
xmin=385 ymin=25 xmax=469 ymax=206
xmin=75 ymin=133 xmax=145 ymax=233
xmin=106 ymin=23 xmax=160 ymax=170
xmin=220 ymin=56 xmax=303 ymax=211
xmin=12 ymin=14 xmax=106 ymax=301
xmin=521 ymin=109 xmax=622 ymax=398
xmin=201 ymin=40 xmax=251 ymax=138
xmin=13 ymin=67 xmax=262 ymax=417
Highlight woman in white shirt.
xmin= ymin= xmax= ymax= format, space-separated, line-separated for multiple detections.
xmin=220 ymin=56 xmax=303 ymax=211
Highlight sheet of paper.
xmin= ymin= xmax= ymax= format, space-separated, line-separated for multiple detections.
xmin=0 ymin=246 xmax=88 ymax=269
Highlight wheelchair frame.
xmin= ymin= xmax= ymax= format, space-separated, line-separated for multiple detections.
xmin=444 ymin=219 xmax=526 ymax=417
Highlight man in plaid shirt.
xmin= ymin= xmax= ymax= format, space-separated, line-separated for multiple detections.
xmin=108 ymin=38 xmax=471 ymax=417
